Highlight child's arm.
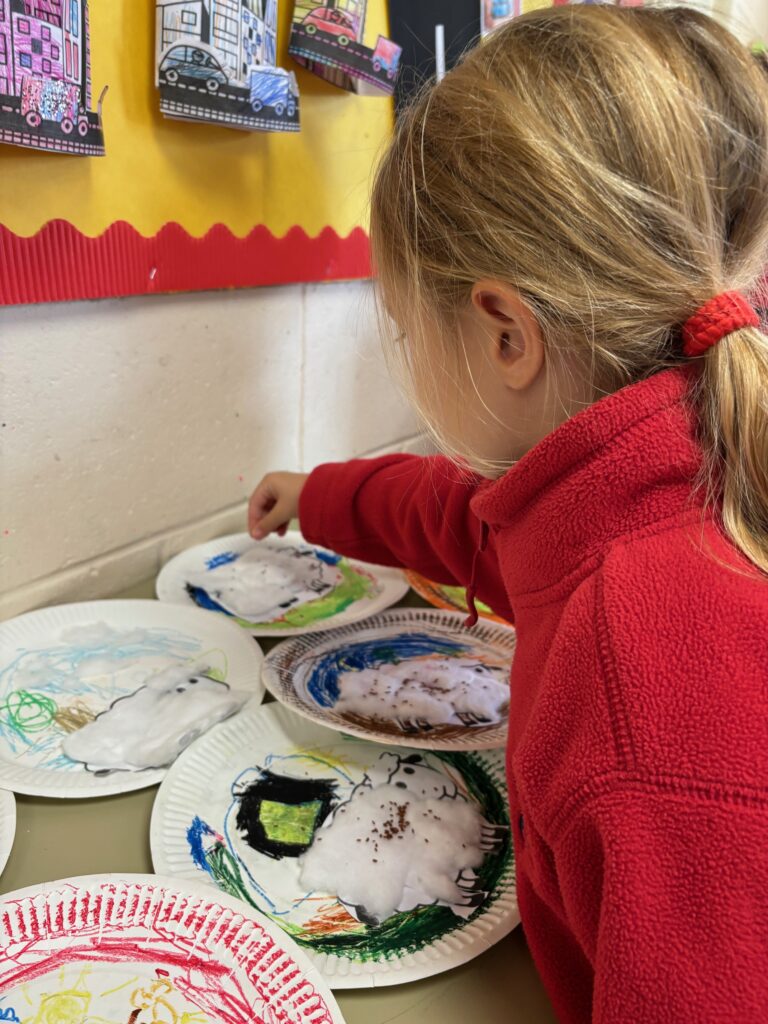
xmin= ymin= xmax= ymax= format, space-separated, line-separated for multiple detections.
xmin=249 ymin=455 xmax=511 ymax=619
xmin=559 ymin=789 xmax=768 ymax=1022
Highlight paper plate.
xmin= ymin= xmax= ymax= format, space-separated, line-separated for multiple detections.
xmin=406 ymin=570 xmax=512 ymax=626
xmin=156 ymin=531 xmax=409 ymax=637
xmin=0 ymin=874 xmax=345 ymax=1024
xmin=0 ymin=600 xmax=264 ymax=798
xmin=263 ymin=609 xmax=515 ymax=751
xmin=150 ymin=702 xmax=518 ymax=988
xmin=0 ymin=789 xmax=15 ymax=877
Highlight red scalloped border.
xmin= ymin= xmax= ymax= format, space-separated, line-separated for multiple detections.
xmin=0 ymin=220 xmax=371 ymax=305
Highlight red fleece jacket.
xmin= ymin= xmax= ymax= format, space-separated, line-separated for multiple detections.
xmin=299 ymin=368 xmax=768 ymax=1023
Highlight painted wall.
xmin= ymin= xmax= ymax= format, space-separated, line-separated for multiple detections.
xmin=724 ymin=0 xmax=768 ymax=41
xmin=0 ymin=281 xmax=421 ymax=618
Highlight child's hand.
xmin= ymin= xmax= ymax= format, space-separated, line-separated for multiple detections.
xmin=248 ymin=471 xmax=309 ymax=540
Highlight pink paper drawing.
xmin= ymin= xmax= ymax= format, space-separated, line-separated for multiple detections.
xmin=0 ymin=0 xmax=105 ymax=154
xmin=289 ymin=0 xmax=401 ymax=95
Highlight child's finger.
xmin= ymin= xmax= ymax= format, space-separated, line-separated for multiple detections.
xmin=248 ymin=478 xmax=278 ymax=537
xmin=253 ymin=498 xmax=292 ymax=539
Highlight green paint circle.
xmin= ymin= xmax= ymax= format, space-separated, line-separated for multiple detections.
xmin=2 ymin=689 xmax=58 ymax=735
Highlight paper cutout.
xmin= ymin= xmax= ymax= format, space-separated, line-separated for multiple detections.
xmin=0 ymin=0 xmax=105 ymax=155
xmin=289 ymin=0 xmax=401 ymax=95
xmin=156 ymin=0 xmax=300 ymax=132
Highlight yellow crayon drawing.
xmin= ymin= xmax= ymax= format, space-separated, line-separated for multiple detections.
xmin=16 ymin=968 xmax=208 ymax=1024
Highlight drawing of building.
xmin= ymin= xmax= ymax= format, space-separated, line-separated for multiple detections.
xmin=240 ymin=0 xmax=276 ymax=78
xmin=0 ymin=0 xmax=91 ymax=97
xmin=10 ymin=8 xmax=64 ymax=93
xmin=157 ymin=0 xmax=278 ymax=84
xmin=0 ymin=1 xmax=12 ymax=94
xmin=63 ymin=0 xmax=82 ymax=87
xmin=24 ymin=0 xmax=62 ymax=25
xmin=157 ymin=0 xmax=211 ymax=54
xmin=0 ymin=0 xmax=103 ymax=154
xmin=210 ymin=0 xmax=240 ymax=73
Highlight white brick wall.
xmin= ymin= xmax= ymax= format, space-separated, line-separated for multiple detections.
xmin=0 ymin=281 xmax=422 ymax=618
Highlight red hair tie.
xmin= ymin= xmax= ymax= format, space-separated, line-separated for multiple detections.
xmin=682 ymin=291 xmax=760 ymax=358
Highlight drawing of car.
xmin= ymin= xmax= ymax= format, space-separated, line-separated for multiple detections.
xmin=302 ymin=7 xmax=357 ymax=46
xmin=20 ymin=76 xmax=88 ymax=135
xmin=159 ymin=44 xmax=229 ymax=92
xmin=249 ymin=67 xmax=298 ymax=117
xmin=371 ymin=36 xmax=402 ymax=79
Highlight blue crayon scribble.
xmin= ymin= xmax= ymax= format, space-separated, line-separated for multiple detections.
xmin=314 ymin=549 xmax=342 ymax=566
xmin=0 ymin=626 xmax=201 ymax=770
xmin=306 ymin=632 xmax=471 ymax=707
xmin=187 ymin=815 xmax=218 ymax=874
xmin=205 ymin=551 xmax=240 ymax=571
xmin=185 ymin=584 xmax=235 ymax=617
xmin=0 ymin=1008 xmax=21 ymax=1022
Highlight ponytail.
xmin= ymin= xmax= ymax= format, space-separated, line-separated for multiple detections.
xmin=697 ymin=323 xmax=768 ymax=574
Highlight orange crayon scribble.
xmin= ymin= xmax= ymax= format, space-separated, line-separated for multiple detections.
xmin=303 ymin=902 xmax=365 ymax=937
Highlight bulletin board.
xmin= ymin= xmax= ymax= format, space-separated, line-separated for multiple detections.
xmin=0 ymin=1 xmax=394 ymax=305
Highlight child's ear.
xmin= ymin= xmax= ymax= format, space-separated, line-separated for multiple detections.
xmin=470 ymin=280 xmax=545 ymax=391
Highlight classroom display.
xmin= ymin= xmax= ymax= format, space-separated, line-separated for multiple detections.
xmin=0 ymin=600 xmax=264 ymax=798
xmin=289 ymin=0 xmax=401 ymax=94
xmin=151 ymin=702 xmax=518 ymax=987
xmin=263 ymin=608 xmax=516 ymax=749
xmin=482 ymin=0 xmax=645 ymax=34
xmin=0 ymin=3 xmax=392 ymax=305
xmin=156 ymin=0 xmax=300 ymax=132
xmin=0 ymin=874 xmax=346 ymax=1024
xmin=0 ymin=0 xmax=106 ymax=155
xmin=156 ymin=531 xmax=409 ymax=637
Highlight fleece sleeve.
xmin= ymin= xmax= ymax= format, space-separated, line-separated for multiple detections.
xmin=557 ymin=786 xmax=768 ymax=1024
xmin=298 ymin=453 xmax=512 ymax=620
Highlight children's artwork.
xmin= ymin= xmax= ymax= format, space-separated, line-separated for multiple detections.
xmin=0 ymin=0 xmax=105 ymax=155
xmin=289 ymin=0 xmax=401 ymax=95
xmin=0 ymin=874 xmax=345 ymax=1024
xmin=150 ymin=702 xmax=518 ymax=986
xmin=0 ymin=600 xmax=264 ymax=798
xmin=0 ymin=789 xmax=15 ymax=878
xmin=263 ymin=608 xmax=516 ymax=750
xmin=156 ymin=531 xmax=409 ymax=637
xmin=62 ymin=660 xmax=248 ymax=773
xmin=156 ymin=0 xmax=300 ymax=132
xmin=406 ymin=570 xmax=512 ymax=626
xmin=481 ymin=0 xmax=645 ymax=35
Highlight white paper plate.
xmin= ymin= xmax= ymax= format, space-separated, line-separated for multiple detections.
xmin=0 ymin=789 xmax=15 ymax=877
xmin=0 ymin=873 xmax=345 ymax=1024
xmin=0 ymin=600 xmax=265 ymax=798
xmin=155 ymin=531 xmax=409 ymax=637
xmin=151 ymin=703 xmax=518 ymax=988
xmin=263 ymin=609 xmax=515 ymax=751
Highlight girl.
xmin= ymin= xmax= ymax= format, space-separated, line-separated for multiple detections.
xmin=249 ymin=6 xmax=768 ymax=1020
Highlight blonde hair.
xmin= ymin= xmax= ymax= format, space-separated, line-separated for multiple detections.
xmin=371 ymin=4 xmax=768 ymax=573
